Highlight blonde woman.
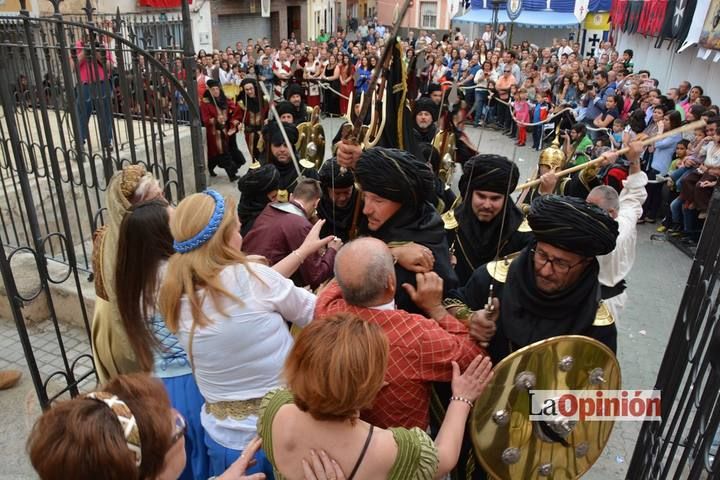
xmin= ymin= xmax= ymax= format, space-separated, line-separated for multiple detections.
xmin=159 ymin=190 xmax=329 ymax=479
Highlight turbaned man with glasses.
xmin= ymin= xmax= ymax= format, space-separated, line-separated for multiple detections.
xmin=443 ymin=194 xmax=619 ymax=363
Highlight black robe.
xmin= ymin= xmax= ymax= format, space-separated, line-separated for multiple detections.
xmin=272 ymin=156 xmax=319 ymax=193
xmin=238 ymin=193 xmax=271 ymax=237
xmin=361 ymin=201 xmax=458 ymax=314
xmin=448 ymin=243 xmax=617 ymax=363
xmin=316 ymin=189 xmax=359 ymax=242
xmin=447 ymin=202 xmax=533 ymax=285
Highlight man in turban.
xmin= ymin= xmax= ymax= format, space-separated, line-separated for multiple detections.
xmin=447 ymin=154 xmax=534 ymax=284
xmin=354 ymin=147 xmax=458 ymax=314
xmin=237 ymin=163 xmax=280 ymax=236
xmin=284 ymin=83 xmax=311 ymax=125
xmin=427 ymin=82 xmax=444 ymax=106
xmin=412 ymin=96 xmax=438 ymax=145
xmin=234 ymin=78 xmax=268 ymax=161
xmin=446 ymin=194 xmax=620 ymax=362
xmin=316 ymin=157 xmax=358 ymax=241
xmin=200 ymin=78 xmax=242 ymax=181
xmin=274 ymin=101 xmax=296 ymax=124
xmin=263 ymin=120 xmax=318 ymax=201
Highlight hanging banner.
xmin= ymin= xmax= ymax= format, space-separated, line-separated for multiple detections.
xmin=637 ymin=0 xmax=668 ymax=36
xmin=575 ymin=0 xmax=590 ymax=23
xmin=583 ymin=12 xmax=611 ymax=57
xmin=261 ymin=0 xmax=271 ymax=17
xmin=678 ymin=0 xmax=711 ymax=52
xmin=507 ymin=0 xmax=523 ymax=21
xmin=657 ymin=0 xmax=697 ymax=48
xmin=699 ymin=0 xmax=720 ymax=50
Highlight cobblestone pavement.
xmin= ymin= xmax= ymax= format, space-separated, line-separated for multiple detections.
xmin=0 ymin=119 xmax=692 ymax=479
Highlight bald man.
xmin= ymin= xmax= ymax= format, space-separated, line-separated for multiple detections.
xmin=315 ymin=237 xmax=483 ymax=431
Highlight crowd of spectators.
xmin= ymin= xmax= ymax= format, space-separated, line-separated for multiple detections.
xmin=193 ymin=20 xmax=716 ymax=247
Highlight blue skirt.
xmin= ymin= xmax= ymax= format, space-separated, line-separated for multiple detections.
xmin=205 ymin=431 xmax=275 ymax=479
xmin=161 ymin=374 xmax=210 ymax=480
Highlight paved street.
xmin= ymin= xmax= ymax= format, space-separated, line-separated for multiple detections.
xmin=0 ymin=119 xmax=692 ymax=479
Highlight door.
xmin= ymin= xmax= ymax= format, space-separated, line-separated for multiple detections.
xmin=287 ymin=6 xmax=302 ymax=40
xmin=217 ymin=14 xmax=271 ymax=51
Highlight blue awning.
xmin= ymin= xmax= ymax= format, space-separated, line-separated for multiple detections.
xmin=470 ymin=0 xmax=611 ymax=11
xmin=454 ymin=9 xmax=579 ymax=28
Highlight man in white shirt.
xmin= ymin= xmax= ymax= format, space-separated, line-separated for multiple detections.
xmin=481 ymin=25 xmax=493 ymax=50
xmin=557 ymin=38 xmax=573 ymax=56
xmin=587 ymin=142 xmax=648 ymax=324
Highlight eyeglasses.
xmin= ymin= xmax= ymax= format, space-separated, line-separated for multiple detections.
xmin=171 ymin=410 xmax=187 ymax=445
xmin=504 ymin=70 xmax=511 ymax=73
xmin=531 ymin=248 xmax=586 ymax=274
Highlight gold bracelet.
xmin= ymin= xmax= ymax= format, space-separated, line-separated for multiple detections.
xmin=450 ymin=396 xmax=474 ymax=408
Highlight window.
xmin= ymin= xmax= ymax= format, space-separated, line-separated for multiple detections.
xmin=420 ymin=2 xmax=437 ymax=29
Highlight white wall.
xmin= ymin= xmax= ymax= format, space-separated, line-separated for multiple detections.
xmin=616 ymin=31 xmax=720 ymax=103
xmin=190 ymin=0 xmax=213 ymax=53
xmin=454 ymin=22 xmax=578 ymax=50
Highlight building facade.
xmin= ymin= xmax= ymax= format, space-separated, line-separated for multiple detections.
xmin=376 ymin=0 xmax=451 ymax=32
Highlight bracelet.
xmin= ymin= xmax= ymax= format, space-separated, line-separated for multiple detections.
xmin=292 ymin=250 xmax=304 ymax=262
xmin=450 ymin=396 xmax=474 ymax=408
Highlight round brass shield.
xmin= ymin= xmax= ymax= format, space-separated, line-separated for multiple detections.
xmin=471 ymin=335 xmax=620 ymax=479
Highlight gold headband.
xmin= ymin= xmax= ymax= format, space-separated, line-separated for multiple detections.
xmin=85 ymin=392 xmax=142 ymax=467
xmin=120 ymin=165 xmax=148 ymax=201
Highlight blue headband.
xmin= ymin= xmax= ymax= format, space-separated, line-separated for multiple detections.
xmin=173 ymin=189 xmax=226 ymax=254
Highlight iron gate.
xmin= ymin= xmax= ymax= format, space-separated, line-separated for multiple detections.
xmin=0 ymin=0 xmax=204 ymax=409
xmin=626 ymin=188 xmax=720 ymax=479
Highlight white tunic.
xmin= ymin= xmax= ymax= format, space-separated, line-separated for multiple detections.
xmin=176 ymin=262 xmax=315 ymax=451
xmin=597 ymin=171 xmax=648 ymax=323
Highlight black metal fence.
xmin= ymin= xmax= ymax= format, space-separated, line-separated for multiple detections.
xmin=626 ymin=188 xmax=720 ymax=479
xmin=0 ymin=0 xmax=204 ymax=409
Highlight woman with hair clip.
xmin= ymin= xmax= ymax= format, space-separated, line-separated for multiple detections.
xmin=115 ymin=200 xmax=209 ymax=480
xmin=92 ymin=164 xmax=165 ymax=384
xmin=159 ymin=190 xmax=333 ymax=479
xmin=27 ymin=373 xmax=266 ymax=480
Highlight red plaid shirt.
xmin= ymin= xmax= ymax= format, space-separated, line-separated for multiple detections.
xmin=315 ymin=282 xmax=484 ymax=430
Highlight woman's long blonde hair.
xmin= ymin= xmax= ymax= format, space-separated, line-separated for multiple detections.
xmin=159 ymin=192 xmax=250 ymax=333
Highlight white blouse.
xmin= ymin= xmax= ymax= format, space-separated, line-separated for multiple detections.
xmin=176 ymin=262 xmax=315 ymax=451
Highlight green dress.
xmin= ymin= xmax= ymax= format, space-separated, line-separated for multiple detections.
xmin=257 ymin=389 xmax=440 ymax=480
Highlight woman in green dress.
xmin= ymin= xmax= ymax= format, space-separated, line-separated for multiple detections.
xmin=258 ymin=313 xmax=493 ymax=480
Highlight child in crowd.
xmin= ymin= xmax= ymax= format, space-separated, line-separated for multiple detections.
xmin=514 ymin=88 xmax=530 ymax=147
xmin=532 ymin=90 xmax=551 ymax=150
xmin=658 ymin=140 xmax=690 ymax=233
xmin=507 ymin=84 xmax=519 ymax=138
xmin=609 ymin=118 xmax=625 ymax=148
xmin=522 ymin=77 xmax=536 ymax=103
xmin=622 ymin=49 xmax=634 ymax=73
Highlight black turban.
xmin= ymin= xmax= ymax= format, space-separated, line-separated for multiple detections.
xmin=528 ymin=195 xmax=619 ymax=257
xmin=265 ymin=120 xmax=299 ymax=146
xmin=414 ymin=96 xmax=438 ymax=122
xmin=459 ymin=154 xmax=519 ymax=196
xmin=355 ymin=147 xmax=435 ymax=209
xmin=284 ymin=83 xmax=304 ymax=100
xmin=240 ymin=77 xmax=257 ymax=90
xmin=319 ymin=157 xmax=355 ymax=189
xmin=206 ymin=79 xmax=220 ymax=89
xmin=427 ymin=83 xmax=442 ymax=96
xmin=238 ymin=164 xmax=280 ymax=195
xmin=275 ymin=101 xmax=295 ymax=119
